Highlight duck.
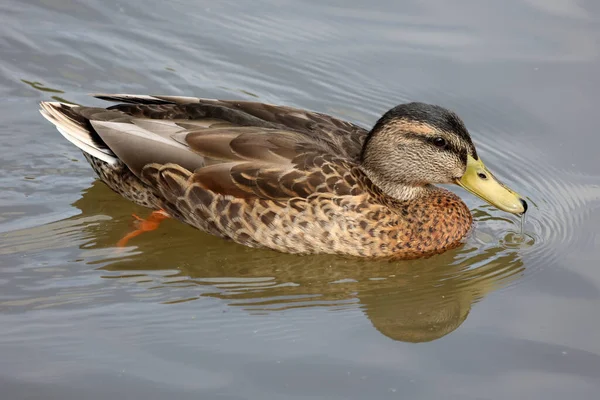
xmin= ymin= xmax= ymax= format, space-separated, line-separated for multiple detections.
xmin=39 ymin=94 xmax=527 ymax=259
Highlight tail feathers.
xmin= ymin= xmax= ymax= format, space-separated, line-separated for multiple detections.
xmin=39 ymin=101 xmax=118 ymax=164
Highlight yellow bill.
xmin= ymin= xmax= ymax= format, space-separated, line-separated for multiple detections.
xmin=455 ymin=155 xmax=527 ymax=214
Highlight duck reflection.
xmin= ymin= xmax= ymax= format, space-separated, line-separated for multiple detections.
xmin=72 ymin=181 xmax=524 ymax=343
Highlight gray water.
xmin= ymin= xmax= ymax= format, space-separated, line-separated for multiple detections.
xmin=1 ymin=1 xmax=600 ymax=399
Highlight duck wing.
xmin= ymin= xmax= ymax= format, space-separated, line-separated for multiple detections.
xmin=93 ymin=93 xmax=368 ymax=161
xmin=44 ymin=94 xmax=370 ymax=201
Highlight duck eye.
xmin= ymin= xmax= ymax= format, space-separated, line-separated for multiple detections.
xmin=432 ymin=137 xmax=447 ymax=148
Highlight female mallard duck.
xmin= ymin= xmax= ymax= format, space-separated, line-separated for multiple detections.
xmin=40 ymin=94 xmax=526 ymax=259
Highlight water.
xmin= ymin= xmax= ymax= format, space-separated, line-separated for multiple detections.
xmin=1 ymin=0 xmax=600 ymax=399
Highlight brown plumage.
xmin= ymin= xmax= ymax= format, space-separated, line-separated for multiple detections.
xmin=39 ymin=94 xmax=524 ymax=259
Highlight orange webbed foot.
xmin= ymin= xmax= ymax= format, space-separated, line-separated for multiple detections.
xmin=117 ymin=210 xmax=170 ymax=247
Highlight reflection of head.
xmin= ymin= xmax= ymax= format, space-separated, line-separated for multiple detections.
xmin=362 ymin=289 xmax=471 ymax=343
xmin=359 ymin=250 xmax=524 ymax=343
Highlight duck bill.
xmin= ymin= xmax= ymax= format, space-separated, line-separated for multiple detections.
xmin=455 ymin=155 xmax=526 ymax=215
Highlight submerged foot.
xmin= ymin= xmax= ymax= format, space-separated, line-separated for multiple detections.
xmin=117 ymin=210 xmax=170 ymax=247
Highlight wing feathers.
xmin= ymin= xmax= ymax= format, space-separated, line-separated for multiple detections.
xmin=43 ymin=94 xmax=368 ymax=203
xmin=90 ymin=120 xmax=205 ymax=177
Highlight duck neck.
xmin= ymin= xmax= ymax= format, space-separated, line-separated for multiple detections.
xmin=359 ymin=166 xmax=435 ymax=203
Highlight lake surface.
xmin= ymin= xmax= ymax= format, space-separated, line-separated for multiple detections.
xmin=1 ymin=0 xmax=600 ymax=398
